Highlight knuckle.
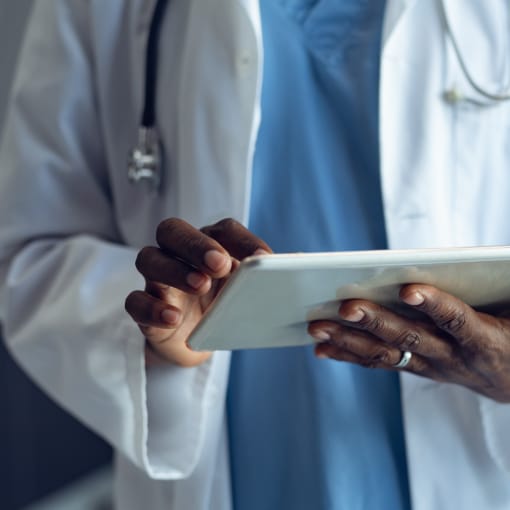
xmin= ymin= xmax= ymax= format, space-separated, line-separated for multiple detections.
xmin=156 ymin=217 xmax=180 ymax=245
xmin=473 ymin=342 xmax=505 ymax=369
xmin=215 ymin=217 xmax=238 ymax=230
xmin=199 ymin=224 xmax=212 ymax=236
xmin=124 ymin=290 xmax=143 ymax=316
xmin=450 ymin=356 xmax=471 ymax=376
xmin=409 ymin=355 xmax=428 ymax=374
xmin=395 ymin=330 xmax=421 ymax=350
xmin=437 ymin=310 xmax=467 ymax=335
xmin=361 ymin=348 xmax=391 ymax=368
xmin=203 ymin=217 xmax=239 ymax=238
xmin=330 ymin=336 xmax=346 ymax=350
xmin=135 ymin=246 xmax=153 ymax=272
xmin=124 ymin=293 xmax=135 ymax=313
xmin=184 ymin=232 xmax=212 ymax=256
xmin=425 ymin=299 xmax=443 ymax=318
xmin=361 ymin=314 xmax=385 ymax=334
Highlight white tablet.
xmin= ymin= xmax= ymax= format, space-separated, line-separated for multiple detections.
xmin=187 ymin=246 xmax=510 ymax=351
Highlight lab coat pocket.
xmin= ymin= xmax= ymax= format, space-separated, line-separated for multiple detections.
xmin=449 ymin=97 xmax=510 ymax=245
xmin=444 ymin=0 xmax=510 ymax=245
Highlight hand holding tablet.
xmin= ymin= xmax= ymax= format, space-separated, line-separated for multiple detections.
xmin=128 ymin=217 xmax=510 ymax=401
xmin=188 ymin=245 xmax=510 ymax=352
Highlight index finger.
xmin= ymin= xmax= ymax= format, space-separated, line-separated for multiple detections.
xmin=201 ymin=218 xmax=272 ymax=260
xmin=156 ymin=218 xmax=233 ymax=278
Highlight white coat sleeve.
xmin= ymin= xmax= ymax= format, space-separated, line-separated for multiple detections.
xmin=0 ymin=0 xmax=230 ymax=480
xmin=480 ymin=398 xmax=510 ymax=476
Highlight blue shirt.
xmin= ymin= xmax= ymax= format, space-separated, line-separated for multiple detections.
xmin=228 ymin=1 xmax=411 ymax=509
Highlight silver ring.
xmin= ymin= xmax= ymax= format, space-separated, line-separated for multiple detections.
xmin=393 ymin=350 xmax=412 ymax=369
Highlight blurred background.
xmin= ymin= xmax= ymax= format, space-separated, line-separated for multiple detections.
xmin=0 ymin=2 xmax=113 ymax=509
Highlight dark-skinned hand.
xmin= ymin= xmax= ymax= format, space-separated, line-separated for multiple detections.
xmin=125 ymin=218 xmax=271 ymax=367
xmin=309 ymin=285 xmax=510 ymax=403
xmin=127 ymin=217 xmax=510 ymax=403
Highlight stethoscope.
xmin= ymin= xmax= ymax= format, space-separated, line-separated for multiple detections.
xmin=127 ymin=0 xmax=168 ymax=190
xmin=439 ymin=0 xmax=510 ymax=106
xmin=127 ymin=0 xmax=510 ymax=189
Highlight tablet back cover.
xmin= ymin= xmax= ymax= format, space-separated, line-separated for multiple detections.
xmin=188 ymin=246 xmax=510 ymax=351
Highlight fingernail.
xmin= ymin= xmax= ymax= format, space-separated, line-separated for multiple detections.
xmin=314 ymin=344 xmax=330 ymax=359
xmin=161 ymin=309 xmax=179 ymax=325
xmin=311 ymin=330 xmax=331 ymax=342
xmin=253 ymin=248 xmax=271 ymax=256
xmin=204 ymin=250 xmax=229 ymax=272
xmin=402 ymin=291 xmax=425 ymax=306
xmin=187 ymin=271 xmax=207 ymax=289
xmin=340 ymin=307 xmax=365 ymax=322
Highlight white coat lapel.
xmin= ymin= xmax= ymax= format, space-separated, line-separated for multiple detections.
xmin=176 ymin=0 xmax=262 ymax=228
xmin=382 ymin=0 xmax=417 ymax=47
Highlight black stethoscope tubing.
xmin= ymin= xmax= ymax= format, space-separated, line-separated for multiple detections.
xmin=127 ymin=0 xmax=169 ymax=189
xmin=128 ymin=0 xmax=510 ymax=188
xmin=142 ymin=0 xmax=169 ymax=129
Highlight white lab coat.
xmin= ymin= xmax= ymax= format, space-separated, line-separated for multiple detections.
xmin=1 ymin=0 xmax=510 ymax=508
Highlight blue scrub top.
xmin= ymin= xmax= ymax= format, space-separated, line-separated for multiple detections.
xmin=228 ymin=1 xmax=411 ymax=509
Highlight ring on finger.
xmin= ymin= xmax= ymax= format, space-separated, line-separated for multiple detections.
xmin=393 ymin=350 xmax=412 ymax=369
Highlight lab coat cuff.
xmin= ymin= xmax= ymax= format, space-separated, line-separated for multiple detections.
xmin=123 ymin=319 xmax=230 ymax=480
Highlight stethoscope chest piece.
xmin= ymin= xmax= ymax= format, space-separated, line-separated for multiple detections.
xmin=127 ymin=126 xmax=162 ymax=190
